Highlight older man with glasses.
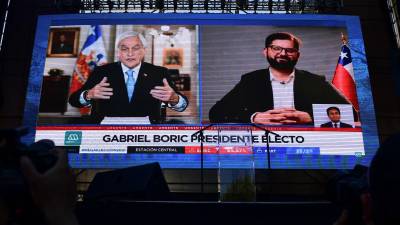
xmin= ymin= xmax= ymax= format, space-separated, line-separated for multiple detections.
xmin=69 ymin=31 xmax=188 ymax=124
xmin=209 ymin=32 xmax=350 ymax=125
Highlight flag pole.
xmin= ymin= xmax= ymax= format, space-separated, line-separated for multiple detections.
xmin=341 ymin=32 xmax=347 ymax=45
xmin=340 ymin=32 xmax=360 ymax=123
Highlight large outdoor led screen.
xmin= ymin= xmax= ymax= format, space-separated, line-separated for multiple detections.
xmin=23 ymin=14 xmax=379 ymax=169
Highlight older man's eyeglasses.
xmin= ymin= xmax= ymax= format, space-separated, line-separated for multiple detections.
xmin=120 ymin=45 xmax=143 ymax=54
xmin=268 ymin=45 xmax=299 ymax=55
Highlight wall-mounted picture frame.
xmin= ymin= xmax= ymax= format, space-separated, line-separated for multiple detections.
xmin=47 ymin=27 xmax=80 ymax=57
xmin=163 ymin=48 xmax=183 ymax=68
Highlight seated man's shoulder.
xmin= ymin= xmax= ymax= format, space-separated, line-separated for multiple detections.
xmin=320 ymin=122 xmax=331 ymax=127
xmin=142 ymin=62 xmax=167 ymax=72
xmin=95 ymin=62 xmax=119 ymax=72
xmin=341 ymin=122 xmax=353 ymax=128
xmin=241 ymin=69 xmax=268 ymax=81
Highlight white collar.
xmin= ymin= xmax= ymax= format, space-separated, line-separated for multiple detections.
xmin=121 ymin=62 xmax=141 ymax=75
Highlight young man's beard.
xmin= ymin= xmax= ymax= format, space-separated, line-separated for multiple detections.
xmin=267 ymin=55 xmax=298 ymax=70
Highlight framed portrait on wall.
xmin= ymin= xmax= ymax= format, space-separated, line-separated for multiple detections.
xmin=163 ymin=48 xmax=183 ymax=68
xmin=47 ymin=28 xmax=80 ymax=57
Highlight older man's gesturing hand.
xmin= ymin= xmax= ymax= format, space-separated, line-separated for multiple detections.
xmin=87 ymin=77 xmax=113 ymax=100
xmin=150 ymin=78 xmax=179 ymax=105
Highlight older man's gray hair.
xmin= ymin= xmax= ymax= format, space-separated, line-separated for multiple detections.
xmin=116 ymin=31 xmax=147 ymax=48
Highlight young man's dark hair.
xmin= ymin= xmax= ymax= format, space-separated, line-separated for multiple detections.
xmin=326 ymin=106 xmax=340 ymax=115
xmin=265 ymin=32 xmax=302 ymax=49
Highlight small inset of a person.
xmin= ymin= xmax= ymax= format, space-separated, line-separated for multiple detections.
xmin=320 ymin=106 xmax=352 ymax=128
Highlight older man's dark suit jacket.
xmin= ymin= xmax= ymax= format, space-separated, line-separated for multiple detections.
xmin=69 ymin=62 xmax=187 ymax=123
xmin=209 ymin=68 xmax=350 ymax=123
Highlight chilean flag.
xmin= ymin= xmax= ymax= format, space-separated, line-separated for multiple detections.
xmin=332 ymin=44 xmax=359 ymax=111
xmin=69 ymin=25 xmax=108 ymax=115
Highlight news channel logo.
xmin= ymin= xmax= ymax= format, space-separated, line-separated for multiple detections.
xmin=64 ymin=131 xmax=82 ymax=145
